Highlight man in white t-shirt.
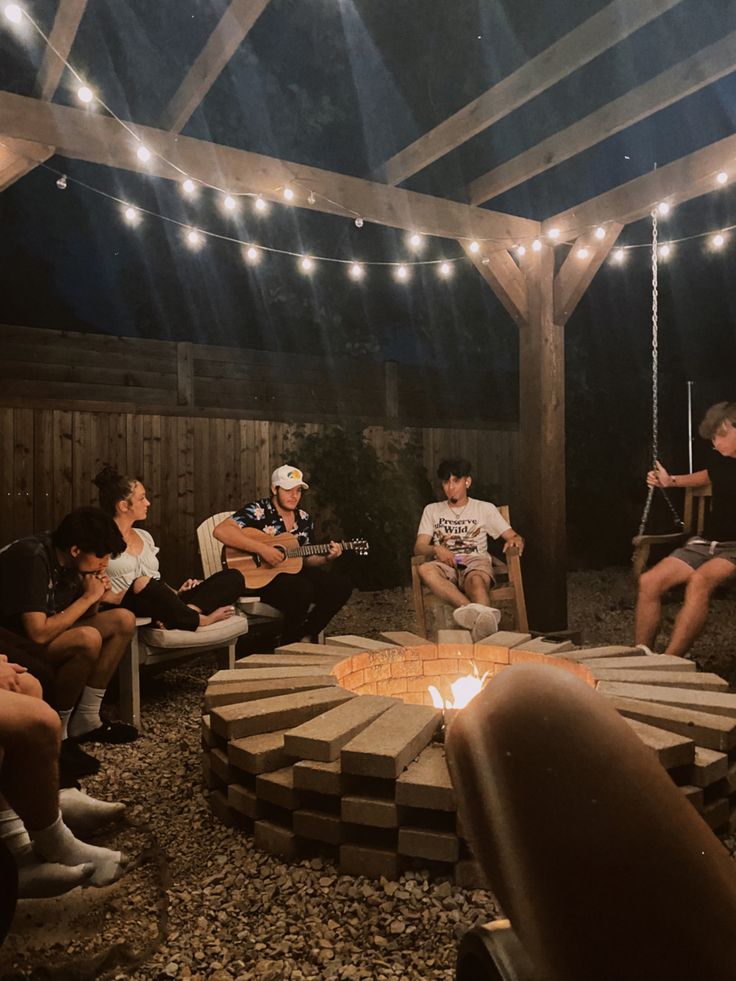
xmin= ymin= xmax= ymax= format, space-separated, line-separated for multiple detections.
xmin=414 ymin=459 xmax=525 ymax=641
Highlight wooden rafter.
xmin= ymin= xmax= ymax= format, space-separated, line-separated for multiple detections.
xmin=37 ymin=0 xmax=88 ymax=101
xmin=469 ymin=31 xmax=736 ymax=206
xmin=160 ymin=0 xmax=272 ymax=133
xmin=0 ymin=137 xmax=54 ymax=192
xmin=0 ymin=90 xmax=539 ymax=245
xmin=544 ymin=131 xmax=736 ymax=240
xmin=554 ymin=224 xmax=623 ymax=325
xmin=380 ymin=0 xmax=684 ymax=186
xmin=462 ymin=244 xmax=528 ymax=325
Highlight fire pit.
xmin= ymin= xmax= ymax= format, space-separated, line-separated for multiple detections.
xmin=202 ymin=629 xmax=736 ymax=883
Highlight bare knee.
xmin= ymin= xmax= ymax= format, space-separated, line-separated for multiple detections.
xmin=19 ymin=697 xmax=61 ymax=752
xmin=17 ymin=673 xmax=42 ymax=699
xmin=638 ymin=568 xmax=669 ymax=601
xmin=684 ymin=571 xmax=715 ymax=601
xmin=65 ymin=626 xmax=103 ymax=665
xmin=105 ymin=608 xmax=136 ymax=638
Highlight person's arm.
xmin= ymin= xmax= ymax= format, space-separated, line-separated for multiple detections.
xmin=647 ymin=461 xmax=710 ymax=489
xmin=21 ymin=573 xmax=108 ymax=645
xmin=214 ymin=517 xmax=285 ymax=567
xmin=501 ymin=527 xmax=525 ymax=555
xmin=414 ymin=533 xmax=455 ymax=567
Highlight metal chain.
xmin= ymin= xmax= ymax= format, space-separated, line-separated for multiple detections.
xmin=637 ymin=210 xmax=682 ymax=537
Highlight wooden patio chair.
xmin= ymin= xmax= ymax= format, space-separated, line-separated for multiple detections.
xmin=411 ymin=505 xmax=528 ymax=638
xmin=631 ymin=483 xmax=713 ymax=578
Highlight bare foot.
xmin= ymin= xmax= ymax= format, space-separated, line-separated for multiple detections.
xmin=199 ymin=605 xmax=235 ymax=626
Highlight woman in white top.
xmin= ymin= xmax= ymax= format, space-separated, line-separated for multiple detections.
xmin=94 ymin=467 xmax=244 ymax=631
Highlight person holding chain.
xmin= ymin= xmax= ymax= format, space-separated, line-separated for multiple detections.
xmin=414 ymin=459 xmax=525 ymax=641
xmin=213 ymin=466 xmax=353 ymax=645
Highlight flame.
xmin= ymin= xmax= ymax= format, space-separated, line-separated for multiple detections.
xmin=428 ymin=663 xmax=490 ymax=710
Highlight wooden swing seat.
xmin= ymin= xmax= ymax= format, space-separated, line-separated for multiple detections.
xmin=632 ymin=482 xmax=712 ymax=578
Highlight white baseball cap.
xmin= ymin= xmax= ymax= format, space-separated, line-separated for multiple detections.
xmin=271 ymin=465 xmax=309 ymax=490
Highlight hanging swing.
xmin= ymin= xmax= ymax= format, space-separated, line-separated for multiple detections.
xmin=631 ymin=209 xmax=684 ymax=578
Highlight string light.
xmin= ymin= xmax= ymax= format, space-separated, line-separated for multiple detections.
xmin=532 ymin=239 xmax=542 ymax=252
xmin=468 ymin=240 xmax=480 ymax=253
xmin=516 ymin=245 xmax=526 ymax=257
xmin=438 ymin=262 xmax=453 ymax=278
xmin=659 ymin=242 xmax=672 ymax=258
xmin=254 ymin=195 xmax=267 ymax=213
xmin=594 ymin=226 xmax=605 ymax=240
xmin=244 ymin=245 xmax=260 ymax=263
xmin=299 ymin=255 xmax=314 ymax=273
xmin=283 ymin=187 xmax=295 ymax=202
xmin=185 ymin=228 xmax=203 ymax=249
xmin=408 ymin=232 xmax=424 ymax=251
xmin=712 ymin=233 xmax=725 ymax=249
xmin=656 ymin=201 xmax=670 ymax=216
xmin=576 ymin=247 xmax=589 ymax=259
xmin=716 ymin=172 xmax=728 ymax=185
xmin=136 ymin=144 xmax=151 ymax=163
xmin=222 ymin=194 xmax=237 ymax=212
xmin=547 ymin=227 xmax=560 ymax=240
xmin=354 ymin=217 xmax=364 ymax=228
xmin=77 ymin=85 xmax=94 ymax=104
xmin=181 ymin=179 xmax=196 ymax=196
xmin=348 ymin=262 xmax=364 ymax=280
xmin=55 ymin=174 xmax=67 ymax=190
xmin=395 ymin=264 xmax=409 ymax=282
xmin=3 ymin=4 xmax=22 ymax=23
xmin=612 ymin=248 xmax=626 ymax=263
xmin=123 ymin=205 xmax=141 ymax=225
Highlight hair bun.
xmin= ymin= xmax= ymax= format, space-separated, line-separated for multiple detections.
xmin=92 ymin=465 xmax=121 ymax=489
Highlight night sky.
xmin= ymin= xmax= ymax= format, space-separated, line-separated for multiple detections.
xmin=1 ymin=0 xmax=735 ymax=563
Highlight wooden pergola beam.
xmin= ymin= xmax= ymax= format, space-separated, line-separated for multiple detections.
xmin=544 ymin=130 xmax=736 ymax=240
xmin=0 ymin=137 xmax=54 ymax=191
xmin=554 ymin=224 xmax=623 ymax=325
xmin=380 ymin=0 xmax=684 ymax=187
xmin=37 ymin=0 xmax=89 ymax=102
xmin=469 ymin=31 xmax=736 ymax=206
xmin=0 ymin=91 xmax=539 ymax=245
xmin=462 ymin=244 xmax=528 ymax=325
xmin=159 ymin=0 xmax=272 ymax=133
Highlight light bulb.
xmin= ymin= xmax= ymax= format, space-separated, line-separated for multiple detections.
xmin=182 ymin=179 xmax=196 ymax=195
xmin=547 ymin=227 xmax=560 ymax=240
xmin=438 ymin=262 xmax=452 ymax=278
xmin=124 ymin=206 xmax=140 ymax=225
xmin=349 ymin=262 xmax=364 ymax=280
xmin=354 ymin=217 xmax=364 ymax=228
xmin=532 ymin=239 xmax=542 ymax=252
xmin=716 ymin=172 xmax=728 ymax=185
xmin=395 ymin=265 xmax=409 ymax=281
xmin=595 ymin=226 xmax=605 ymax=240
xmin=77 ymin=85 xmax=93 ymax=104
xmin=254 ymin=195 xmax=267 ymax=213
xmin=657 ymin=201 xmax=670 ymax=216
xmin=576 ymin=247 xmax=589 ymax=260
xmin=186 ymin=229 xmax=203 ymax=248
xmin=408 ymin=232 xmax=424 ymax=250
xmin=223 ymin=194 xmax=236 ymax=211
xmin=613 ymin=248 xmax=625 ymax=263
xmin=136 ymin=144 xmax=151 ymax=163
xmin=712 ymin=233 xmax=725 ymax=249
xmin=4 ymin=5 xmax=22 ymax=24
xmin=468 ymin=240 xmax=480 ymax=253
xmin=659 ymin=243 xmax=671 ymax=258
xmin=55 ymin=174 xmax=67 ymax=190
xmin=516 ymin=245 xmax=526 ymax=257
xmin=300 ymin=255 xmax=314 ymax=272
xmin=283 ymin=187 xmax=294 ymax=201
xmin=245 ymin=246 xmax=260 ymax=263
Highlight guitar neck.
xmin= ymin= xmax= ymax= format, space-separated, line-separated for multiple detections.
xmin=287 ymin=541 xmax=354 ymax=559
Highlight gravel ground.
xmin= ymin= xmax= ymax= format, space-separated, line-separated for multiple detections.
xmin=2 ymin=566 xmax=736 ymax=980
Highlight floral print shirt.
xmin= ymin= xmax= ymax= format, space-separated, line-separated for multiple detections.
xmin=231 ymin=497 xmax=314 ymax=546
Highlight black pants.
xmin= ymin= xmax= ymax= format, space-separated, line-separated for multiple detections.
xmin=249 ymin=565 xmax=352 ymax=644
xmin=121 ymin=569 xmax=245 ymax=631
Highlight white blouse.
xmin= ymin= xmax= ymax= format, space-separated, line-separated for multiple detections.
xmin=106 ymin=528 xmax=161 ymax=595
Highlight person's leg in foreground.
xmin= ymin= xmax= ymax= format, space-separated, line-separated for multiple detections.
xmin=445 ymin=663 xmax=736 ymax=981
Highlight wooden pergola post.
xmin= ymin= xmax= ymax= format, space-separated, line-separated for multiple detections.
xmin=519 ymin=244 xmax=567 ymax=631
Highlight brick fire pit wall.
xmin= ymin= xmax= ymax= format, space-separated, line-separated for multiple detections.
xmin=202 ymin=630 xmax=736 ymax=884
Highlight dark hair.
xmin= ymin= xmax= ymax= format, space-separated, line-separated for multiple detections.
xmin=51 ymin=507 xmax=126 ymax=557
xmin=93 ymin=466 xmax=140 ymax=516
xmin=437 ymin=459 xmax=472 ymax=480
xmin=698 ymin=402 xmax=736 ymax=440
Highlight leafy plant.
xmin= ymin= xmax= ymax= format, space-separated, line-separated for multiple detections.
xmin=295 ymin=426 xmax=434 ymax=589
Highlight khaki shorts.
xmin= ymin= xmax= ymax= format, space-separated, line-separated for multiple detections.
xmin=671 ymin=537 xmax=736 ymax=570
xmin=427 ymin=553 xmax=494 ymax=591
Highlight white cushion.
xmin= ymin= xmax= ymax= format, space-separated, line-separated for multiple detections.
xmin=139 ymin=614 xmax=249 ymax=650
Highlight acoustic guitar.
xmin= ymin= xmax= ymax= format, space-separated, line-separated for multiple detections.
xmin=222 ymin=531 xmax=369 ymax=589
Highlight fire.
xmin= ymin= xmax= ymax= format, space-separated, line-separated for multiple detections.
xmin=428 ymin=664 xmax=490 ymax=710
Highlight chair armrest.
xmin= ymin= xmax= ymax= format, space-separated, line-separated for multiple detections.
xmin=631 ymin=533 xmax=687 ymax=547
xmin=412 ymin=554 xmax=429 ymax=567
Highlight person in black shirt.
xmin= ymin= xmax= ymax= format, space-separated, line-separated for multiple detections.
xmin=0 ymin=508 xmax=137 ymax=746
xmin=213 ymin=465 xmax=352 ymax=644
xmin=635 ymin=401 xmax=736 ymax=657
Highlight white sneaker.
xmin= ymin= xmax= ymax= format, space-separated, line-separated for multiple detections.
xmin=453 ymin=603 xmax=501 ymax=641
xmin=635 ymin=644 xmax=661 ymax=656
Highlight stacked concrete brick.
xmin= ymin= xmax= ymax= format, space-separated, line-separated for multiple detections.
xmin=202 ymin=631 xmax=736 ymax=881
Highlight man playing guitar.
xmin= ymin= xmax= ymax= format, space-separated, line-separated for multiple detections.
xmin=213 ymin=466 xmax=353 ymax=644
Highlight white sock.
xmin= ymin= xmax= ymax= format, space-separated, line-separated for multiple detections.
xmin=0 ymin=807 xmax=93 ymax=897
xmin=59 ymin=788 xmax=125 ymax=838
xmin=67 ymin=686 xmax=105 ymax=738
xmin=58 ymin=708 xmax=73 ymax=741
xmin=29 ymin=812 xmax=126 ymax=887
